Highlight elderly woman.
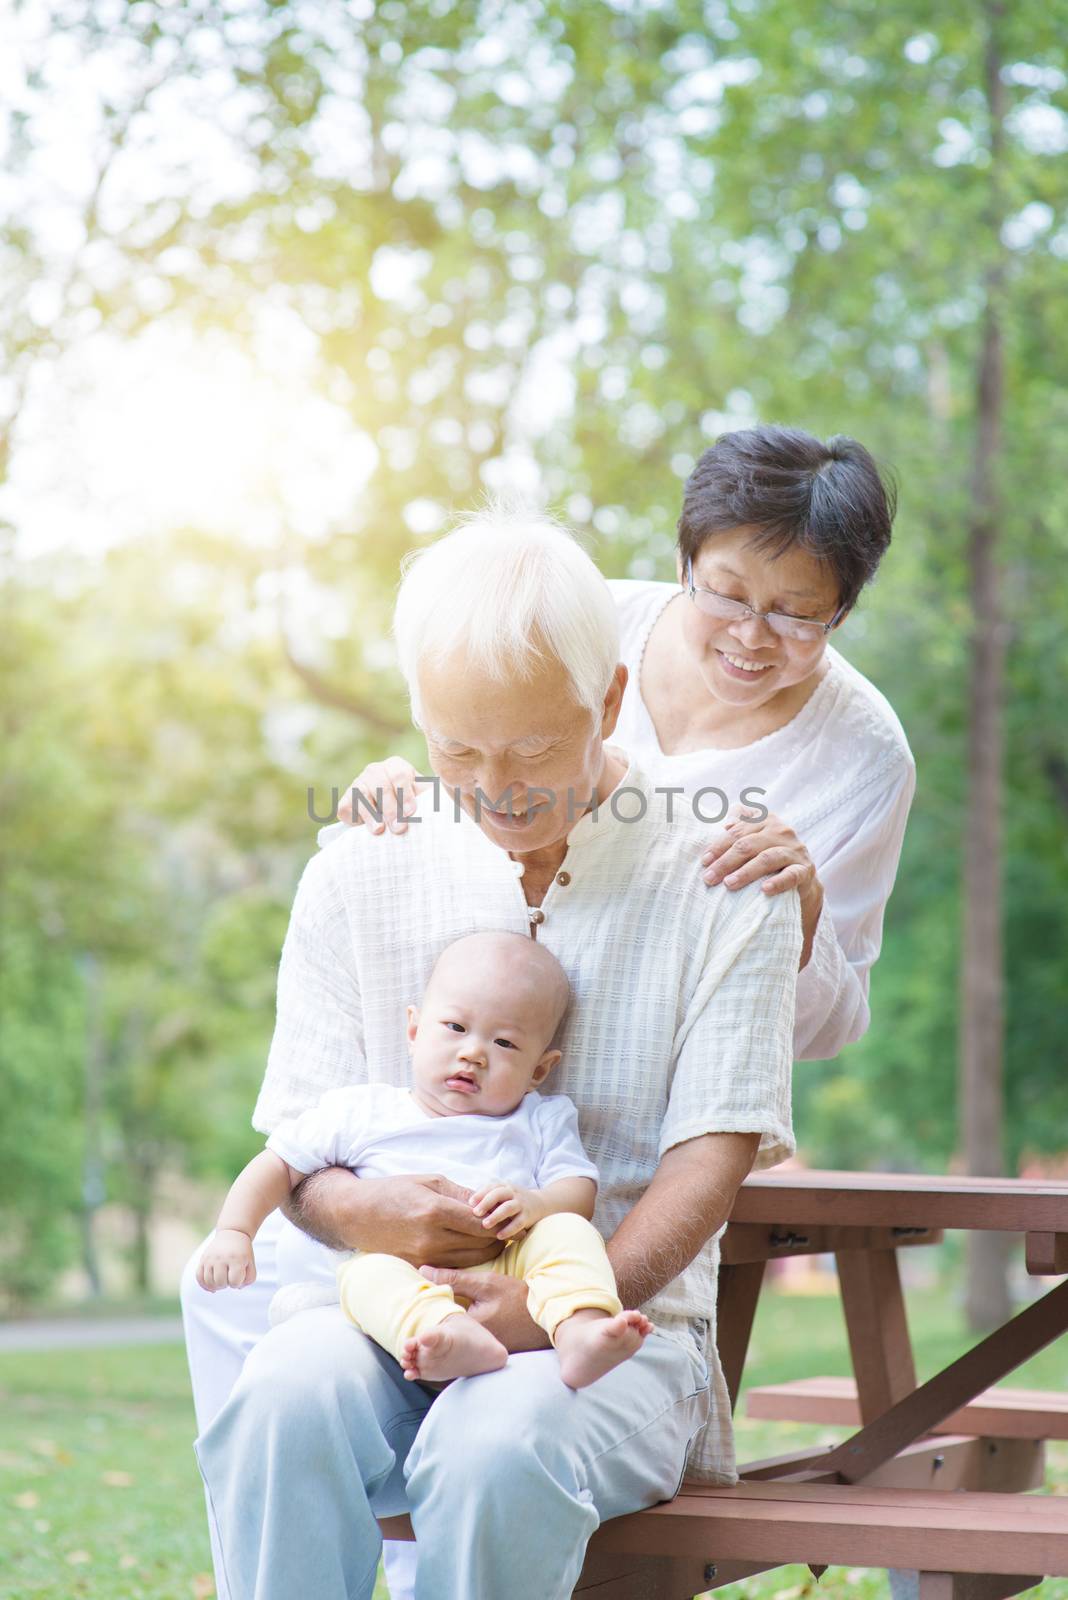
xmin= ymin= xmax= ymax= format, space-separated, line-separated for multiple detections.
xmin=186 ymin=508 xmax=800 ymax=1600
xmin=343 ymin=426 xmax=915 ymax=1062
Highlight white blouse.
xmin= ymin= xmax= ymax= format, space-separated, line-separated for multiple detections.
xmin=257 ymin=760 xmax=801 ymax=1481
xmin=609 ymin=580 xmax=916 ymax=1062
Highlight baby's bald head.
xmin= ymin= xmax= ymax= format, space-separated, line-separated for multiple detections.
xmin=424 ymin=931 xmax=571 ymax=1046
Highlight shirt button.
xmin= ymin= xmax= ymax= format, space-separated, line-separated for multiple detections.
xmin=556 ymin=871 xmax=571 ymax=886
xmin=510 ymin=859 xmax=525 ymax=877
xmin=528 ymin=908 xmax=545 ymax=926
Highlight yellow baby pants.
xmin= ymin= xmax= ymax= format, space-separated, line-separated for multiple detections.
xmin=337 ymin=1211 xmax=623 ymax=1361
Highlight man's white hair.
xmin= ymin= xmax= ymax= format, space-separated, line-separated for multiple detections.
xmin=392 ymin=503 xmax=620 ymax=721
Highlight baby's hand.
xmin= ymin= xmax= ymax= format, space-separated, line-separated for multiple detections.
xmin=469 ymin=1184 xmax=542 ymax=1240
xmin=197 ymin=1228 xmax=256 ymax=1291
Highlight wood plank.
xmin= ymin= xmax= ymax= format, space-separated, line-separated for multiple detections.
xmin=859 ymin=1436 xmax=1044 ymax=1494
xmin=747 ymin=1377 xmax=1068 ymax=1440
xmin=743 ymin=1436 xmax=1042 ymax=1493
xmin=589 ymin=1482 xmax=1068 ymax=1573
xmin=716 ymin=1260 xmax=764 ymax=1409
xmin=918 ymin=1575 xmax=1044 ymax=1600
xmin=378 ymin=1515 xmax=414 ymax=1541
xmin=1025 ymin=1232 xmax=1068 ymax=1276
xmin=721 ymin=1223 xmax=942 ymax=1264
xmin=836 ymin=1248 xmax=917 ymax=1421
xmin=571 ymin=1552 xmax=711 ymax=1597
xmin=815 ymin=1277 xmax=1068 ymax=1482
xmin=732 ymin=1171 xmax=1068 ymax=1234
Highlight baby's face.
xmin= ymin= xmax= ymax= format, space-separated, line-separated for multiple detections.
xmin=407 ymin=960 xmax=561 ymax=1119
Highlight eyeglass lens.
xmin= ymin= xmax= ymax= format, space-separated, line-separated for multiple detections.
xmin=690 ymin=588 xmax=826 ymax=642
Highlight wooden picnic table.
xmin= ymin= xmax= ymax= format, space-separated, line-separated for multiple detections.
xmin=382 ymin=1170 xmax=1068 ymax=1598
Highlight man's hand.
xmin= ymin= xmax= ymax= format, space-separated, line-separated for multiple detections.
xmin=197 ymin=1228 xmax=256 ymax=1291
xmin=418 ymin=1267 xmax=551 ymax=1353
xmin=287 ymin=1168 xmax=508 ymax=1267
xmin=469 ymin=1183 xmax=543 ymax=1240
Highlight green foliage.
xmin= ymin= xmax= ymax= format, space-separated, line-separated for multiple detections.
xmin=1 ymin=0 xmax=1066 ymax=1298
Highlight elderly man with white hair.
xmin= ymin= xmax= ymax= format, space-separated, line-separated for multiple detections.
xmin=185 ymin=507 xmax=800 ymax=1600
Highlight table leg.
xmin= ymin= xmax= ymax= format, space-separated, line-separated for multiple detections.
xmin=836 ymin=1247 xmax=918 ymax=1421
xmin=716 ymin=1261 xmax=765 ymax=1410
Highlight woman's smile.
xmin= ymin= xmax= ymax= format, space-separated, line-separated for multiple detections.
xmin=716 ymin=649 xmax=776 ymax=679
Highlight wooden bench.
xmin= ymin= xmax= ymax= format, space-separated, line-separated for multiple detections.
xmin=575 ymin=1477 xmax=1068 ymax=1598
xmin=380 ymin=1171 xmax=1068 ymax=1597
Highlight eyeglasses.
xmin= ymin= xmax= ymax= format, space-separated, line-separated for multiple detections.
xmin=686 ymin=558 xmax=845 ymax=643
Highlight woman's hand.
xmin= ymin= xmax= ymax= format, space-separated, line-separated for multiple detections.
xmin=337 ymin=755 xmax=424 ymax=834
xmin=701 ymin=807 xmax=824 ymax=969
xmin=417 ymin=1266 xmax=551 ymax=1352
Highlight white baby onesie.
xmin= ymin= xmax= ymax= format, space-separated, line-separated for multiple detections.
xmin=266 ymin=1083 xmax=599 ymax=1191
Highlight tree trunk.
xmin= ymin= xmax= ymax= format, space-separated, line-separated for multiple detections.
xmin=79 ymin=952 xmax=106 ymax=1299
xmin=960 ymin=2 xmax=1011 ymax=1331
xmin=131 ymin=1192 xmax=153 ymax=1297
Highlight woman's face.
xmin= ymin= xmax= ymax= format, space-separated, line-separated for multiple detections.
xmin=676 ymin=525 xmax=845 ymax=710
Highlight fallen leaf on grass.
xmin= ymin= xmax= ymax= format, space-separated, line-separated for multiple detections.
xmin=102 ymin=1470 xmax=133 ymax=1487
xmin=29 ymin=1437 xmax=73 ymax=1465
xmin=66 ymin=1550 xmax=91 ymax=1565
xmin=192 ymin=1574 xmax=216 ymax=1598
xmin=13 ymin=1490 xmax=39 ymax=1509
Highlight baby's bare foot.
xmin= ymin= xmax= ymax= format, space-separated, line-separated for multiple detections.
xmin=555 ymin=1309 xmax=653 ymax=1390
xmin=401 ymin=1315 xmax=508 ymax=1383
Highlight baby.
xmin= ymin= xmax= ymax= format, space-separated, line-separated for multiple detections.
xmin=198 ymin=930 xmax=651 ymax=1389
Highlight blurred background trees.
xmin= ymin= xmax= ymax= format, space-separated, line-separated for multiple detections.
xmin=1 ymin=0 xmax=1065 ymax=1322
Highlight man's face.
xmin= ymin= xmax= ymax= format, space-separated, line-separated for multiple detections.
xmin=418 ymin=652 xmax=626 ymax=855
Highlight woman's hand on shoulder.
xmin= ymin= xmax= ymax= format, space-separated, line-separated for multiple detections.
xmin=338 ymin=755 xmax=424 ymax=834
xmin=701 ymin=806 xmax=823 ymax=968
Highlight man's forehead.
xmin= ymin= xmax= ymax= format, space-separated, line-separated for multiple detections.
xmin=417 ymin=661 xmax=585 ymax=748
xmin=423 ymin=722 xmax=562 ymax=751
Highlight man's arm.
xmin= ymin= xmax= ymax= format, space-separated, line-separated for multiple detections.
xmin=604 ymin=1132 xmax=759 ymax=1308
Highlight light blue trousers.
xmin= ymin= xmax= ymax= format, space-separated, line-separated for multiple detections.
xmin=196 ymin=1305 xmax=711 ymax=1600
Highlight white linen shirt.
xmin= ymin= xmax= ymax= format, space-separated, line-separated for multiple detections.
xmin=266 ymin=1085 xmax=598 ymax=1193
xmin=609 ymin=579 xmax=916 ymax=1061
xmin=255 ymin=757 xmax=800 ymax=1481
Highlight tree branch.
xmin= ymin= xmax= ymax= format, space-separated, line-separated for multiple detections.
xmin=281 ymin=634 xmax=408 ymax=734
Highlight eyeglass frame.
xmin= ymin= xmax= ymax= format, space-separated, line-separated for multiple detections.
xmin=685 ymin=557 xmax=847 ymax=642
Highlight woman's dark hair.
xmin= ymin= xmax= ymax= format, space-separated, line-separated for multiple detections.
xmin=677 ymin=426 xmax=897 ymax=613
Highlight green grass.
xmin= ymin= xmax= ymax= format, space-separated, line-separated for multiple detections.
xmin=0 ymin=1288 xmax=1065 ymax=1599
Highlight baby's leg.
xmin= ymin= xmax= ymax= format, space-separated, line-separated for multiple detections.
xmin=504 ymin=1213 xmax=651 ymax=1389
xmin=338 ymin=1253 xmax=506 ymax=1383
